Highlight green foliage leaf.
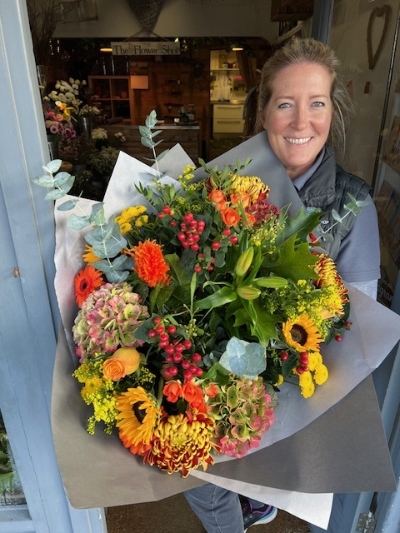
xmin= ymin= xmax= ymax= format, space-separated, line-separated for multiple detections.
xmin=202 ymin=362 xmax=230 ymax=385
xmin=251 ymin=300 xmax=279 ymax=345
xmin=152 ymin=284 xmax=175 ymax=312
xmin=266 ymin=235 xmax=318 ymax=281
xmin=165 ymin=253 xmax=190 ymax=286
xmin=276 ymin=208 xmax=321 ymax=245
xmin=194 ymin=286 xmax=237 ymax=310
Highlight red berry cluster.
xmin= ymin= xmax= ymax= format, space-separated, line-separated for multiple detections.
xmin=177 ymin=212 xmax=205 ymax=252
xmin=280 ymin=350 xmax=309 ymax=374
xmin=147 ymin=316 xmax=204 ymax=382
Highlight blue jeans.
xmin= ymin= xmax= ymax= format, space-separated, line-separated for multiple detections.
xmin=184 ymin=483 xmax=265 ymax=533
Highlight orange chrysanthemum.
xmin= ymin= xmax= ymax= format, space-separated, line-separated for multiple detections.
xmin=74 ymin=265 xmax=104 ymax=307
xmin=143 ymin=412 xmax=216 ymax=477
xmin=315 ymin=254 xmax=348 ymax=307
xmin=128 ymin=240 xmax=171 ymax=287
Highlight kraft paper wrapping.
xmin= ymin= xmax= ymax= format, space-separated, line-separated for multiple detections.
xmin=51 ymin=134 xmax=400 ymax=529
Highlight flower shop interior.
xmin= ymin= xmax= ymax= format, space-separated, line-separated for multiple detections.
xmin=1 ymin=1 xmax=400 ymax=533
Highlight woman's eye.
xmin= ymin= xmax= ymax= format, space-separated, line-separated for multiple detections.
xmin=278 ymin=102 xmax=290 ymax=109
xmin=312 ymin=101 xmax=325 ymax=107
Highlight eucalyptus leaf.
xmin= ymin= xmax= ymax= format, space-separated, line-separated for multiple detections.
xmin=145 ymin=110 xmax=158 ymax=128
xmin=53 ymin=171 xmax=74 ymax=187
xmin=219 ymin=337 xmax=266 ymax=378
xmin=57 ymin=199 xmax=78 ymax=211
xmin=91 ymin=203 xmax=106 ymax=226
xmin=141 ymin=137 xmax=155 ymax=148
xmin=91 ymin=233 xmax=127 ymax=259
xmin=111 ymin=254 xmax=133 ymax=270
xmin=139 ymin=125 xmax=151 ymax=137
xmin=343 ymin=203 xmax=361 ymax=216
xmin=45 ymin=159 xmax=63 ymax=174
xmin=155 ymin=149 xmax=169 ymax=161
xmin=67 ymin=213 xmax=91 ymax=230
xmin=45 ymin=188 xmax=68 ymax=201
xmin=33 ymin=174 xmax=56 ymax=188
xmin=92 ymin=258 xmax=130 ymax=283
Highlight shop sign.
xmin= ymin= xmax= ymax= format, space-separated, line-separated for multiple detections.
xmin=111 ymin=41 xmax=181 ymax=56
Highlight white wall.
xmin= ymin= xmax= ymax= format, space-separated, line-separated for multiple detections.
xmin=55 ymin=0 xmax=278 ymax=41
xmin=329 ymin=0 xmax=399 ymax=185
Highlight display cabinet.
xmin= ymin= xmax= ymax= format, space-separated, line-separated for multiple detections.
xmin=88 ymin=76 xmax=134 ymax=123
xmin=212 ymin=103 xmax=244 ymax=137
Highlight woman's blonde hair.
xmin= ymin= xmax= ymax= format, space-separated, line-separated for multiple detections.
xmin=256 ymin=38 xmax=352 ymax=156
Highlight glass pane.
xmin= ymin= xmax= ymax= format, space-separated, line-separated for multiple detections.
xmin=0 ymin=410 xmax=26 ymax=506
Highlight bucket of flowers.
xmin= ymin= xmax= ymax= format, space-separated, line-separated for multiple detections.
xmin=33 ymin=112 xmax=360 ymax=478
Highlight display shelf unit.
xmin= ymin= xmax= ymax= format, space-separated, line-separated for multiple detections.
xmin=210 ymin=50 xmax=246 ymax=102
xmin=88 ymin=75 xmax=134 ymax=124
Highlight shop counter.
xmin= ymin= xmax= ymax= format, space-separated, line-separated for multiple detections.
xmin=104 ymin=123 xmax=201 ymax=164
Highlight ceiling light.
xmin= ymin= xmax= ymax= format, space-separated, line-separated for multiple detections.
xmin=232 ymin=45 xmax=244 ymax=51
xmin=100 ymin=47 xmax=113 ymax=52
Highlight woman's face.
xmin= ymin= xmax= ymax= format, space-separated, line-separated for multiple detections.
xmin=261 ymin=62 xmax=333 ymax=180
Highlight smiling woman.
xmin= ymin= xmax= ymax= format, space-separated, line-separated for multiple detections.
xmin=260 ymin=62 xmax=333 ymax=179
xmin=183 ymin=37 xmax=381 ymax=533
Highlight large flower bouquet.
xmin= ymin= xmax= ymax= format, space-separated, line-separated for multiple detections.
xmin=34 ymin=113 xmax=356 ymax=479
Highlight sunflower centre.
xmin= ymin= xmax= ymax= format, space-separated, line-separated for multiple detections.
xmin=132 ymin=401 xmax=146 ymax=423
xmin=290 ymin=324 xmax=308 ymax=345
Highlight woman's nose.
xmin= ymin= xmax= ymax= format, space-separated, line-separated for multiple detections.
xmin=291 ymin=106 xmax=308 ymax=129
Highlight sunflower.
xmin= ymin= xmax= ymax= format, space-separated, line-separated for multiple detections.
xmin=282 ymin=314 xmax=322 ymax=352
xmin=116 ymin=387 xmax=160 ymax=452
xmin=127 ymin=239 xmax=171 ymax=287
xmin=74 ymin=265 xmax=104 ymax=307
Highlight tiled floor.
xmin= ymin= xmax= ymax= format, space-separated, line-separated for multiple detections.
xmin=105 ymin=492 xmax=311 ymax=533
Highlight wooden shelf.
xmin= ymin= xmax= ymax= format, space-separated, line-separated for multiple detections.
xmin=88 ymin=75 xmax=134 ymax=124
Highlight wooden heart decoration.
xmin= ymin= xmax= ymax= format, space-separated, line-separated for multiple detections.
xmin=367 ymin=5 xmax=391 ymax=70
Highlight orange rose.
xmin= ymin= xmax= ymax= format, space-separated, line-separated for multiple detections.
xmin=245 ymin=212 xmax=257 ymax=226
xmin=205 ymin=383 xmax=220 ymax=398
xmin=230 ymin=192 xmax=251 ymax=208
xmin=103 ymin=347 xmax=141 ymax=381
xmin=209 ymin=189 xmax=226 ymax=204
xmin=163 ymin=380 xmax=182 ymax=403
xmin=221 ymin=207 xmax=241 ymax=227
xmin=188 ymin=397 xmax=208 ymax=413
xmin=182 ymin=381 xmax=204 ymax=403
